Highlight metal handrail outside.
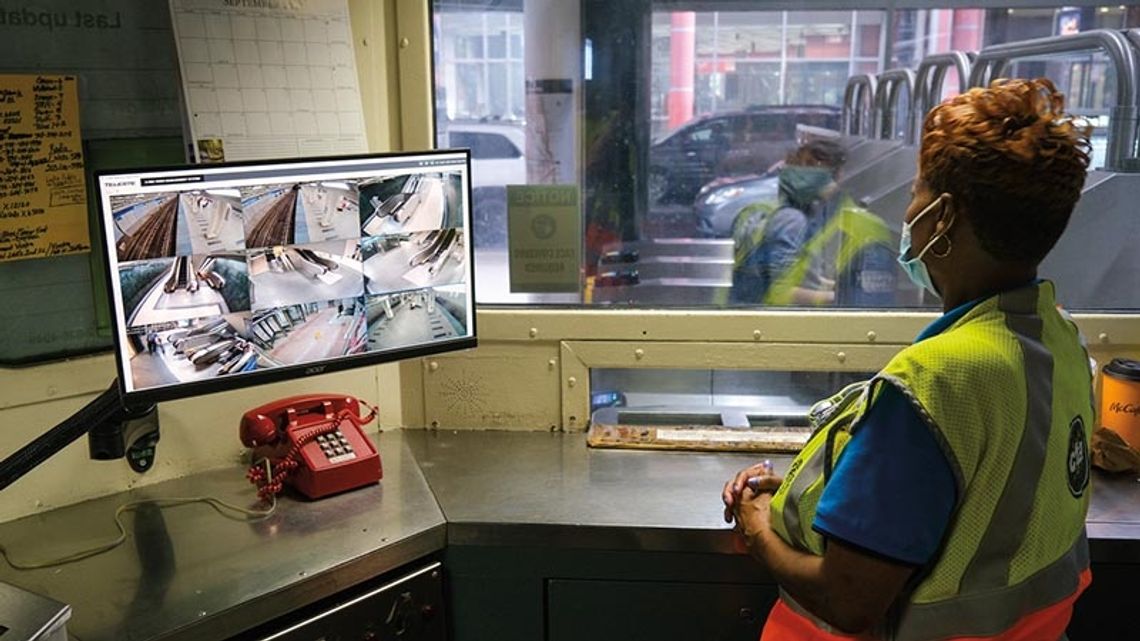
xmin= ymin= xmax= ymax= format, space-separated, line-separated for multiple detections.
xmin=841 ymin=74 xmax=877 ymax=137
xmin=908 ymin=52 xmax=974 ymax=145
xmin=872 ymin=68 xmax=916 ymax=141
xmin=968 ymin=29 xmax=1138 ymax=170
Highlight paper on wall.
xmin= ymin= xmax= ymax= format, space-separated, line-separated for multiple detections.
xmin=0 ymin=74 xmax=90 ymax=263
xmin=169 ymin=0 xmax=369 ymax=163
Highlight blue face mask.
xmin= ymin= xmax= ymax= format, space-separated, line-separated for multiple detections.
xmin=897 ymin=195 xmax=948 ymax=296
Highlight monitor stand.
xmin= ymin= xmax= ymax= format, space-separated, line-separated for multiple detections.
xmin=0 ymin=381 xmax=160 ymax=492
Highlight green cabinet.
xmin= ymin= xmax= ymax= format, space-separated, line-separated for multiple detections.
xmin=548 ymin=579 xmax=776 ymax=641
xmin=446 ymin=544 xmax=776 ymax=641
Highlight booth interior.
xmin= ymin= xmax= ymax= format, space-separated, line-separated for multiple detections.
xmin=2 ymin=1 xmax=1140 ymax=640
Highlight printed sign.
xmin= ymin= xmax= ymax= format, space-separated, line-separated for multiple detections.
xmin=507 ymin=185 xmax=580 ymax=293
xmin=0 ymin=74 xmax=89 ymax=262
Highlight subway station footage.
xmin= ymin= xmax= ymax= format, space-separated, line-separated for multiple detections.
xmin=3 ymin=2 xmax=1140 ymax=641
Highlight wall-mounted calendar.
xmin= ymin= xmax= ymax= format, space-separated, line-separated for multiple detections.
xmin=169 ymin=0 xmax=369 ymax=163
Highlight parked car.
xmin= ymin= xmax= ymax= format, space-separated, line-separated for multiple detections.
xmin=439 ymin=120 xmax=526 ymax=189
xmin=649 ymin=105 xmax=840 ymax=206
xmin=694 ymin=172 xmax=780 ymax=238
xmin=438 ymin=120 xmax=526 ymax=248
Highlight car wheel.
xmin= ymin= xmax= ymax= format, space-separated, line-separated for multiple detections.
xmin=648 ymin=168 xmax=669 ymax=205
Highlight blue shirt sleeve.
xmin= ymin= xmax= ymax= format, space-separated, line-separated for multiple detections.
xmin=812 ymin=383 xmax=957 ymax=566
xmin=760 ymin=208 xmax=808 ymax=282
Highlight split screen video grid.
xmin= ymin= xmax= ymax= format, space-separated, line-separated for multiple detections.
xmin=109 ymin=163 xmax=470 ymax=393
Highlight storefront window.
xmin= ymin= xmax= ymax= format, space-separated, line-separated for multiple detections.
xmin=431 ymin=1 xmax=1140 ymax=311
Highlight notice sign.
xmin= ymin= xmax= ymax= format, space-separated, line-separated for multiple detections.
xmin=0 ymin=74 xmax=89 ymax=262
xmin=507 ymin=185 xmax=580 ymax=293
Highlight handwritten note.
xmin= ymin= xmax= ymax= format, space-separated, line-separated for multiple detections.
xmin=0 ymin=74 xmax=90 ymax=262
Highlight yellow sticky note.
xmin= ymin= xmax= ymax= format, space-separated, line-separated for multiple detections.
xmin=0 ymin=74 xmax=90 ymax=262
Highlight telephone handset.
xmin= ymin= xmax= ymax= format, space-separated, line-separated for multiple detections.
xmin=240 ymin=394 xmax=382 ymax=501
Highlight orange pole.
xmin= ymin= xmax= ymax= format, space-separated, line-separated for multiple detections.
xmin=668 ymin=12 xmax=696 ymax=130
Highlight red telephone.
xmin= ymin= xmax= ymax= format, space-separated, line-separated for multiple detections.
xmin=240 ymin=394 xmax=382 ymax=501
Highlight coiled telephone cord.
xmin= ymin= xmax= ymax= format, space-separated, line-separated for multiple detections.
xmin=246 ymin=400 xmax=378 ymax=503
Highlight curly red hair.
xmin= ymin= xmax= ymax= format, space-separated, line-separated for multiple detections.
xmin=919 ymin=78 xmax=1091 ymax=263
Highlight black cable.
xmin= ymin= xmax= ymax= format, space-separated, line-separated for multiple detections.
xmin=0 ymin=382 xmax=123 ymax=493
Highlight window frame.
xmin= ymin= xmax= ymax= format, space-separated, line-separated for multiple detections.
xmin=400 ymin=0 xmax=1140 ymax=430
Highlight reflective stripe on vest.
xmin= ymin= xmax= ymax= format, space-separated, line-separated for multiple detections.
xmin=895 ymin=534 xmax=1090 ymax=640
xmin=725 ymin=197 xmax=890 ymax=306
xmin=959 ymin=286 xmax=1055 ymax=591
xmin=763 ymin=539 xmax=1089 ymax=641
xmin=763 ymin=200 xmax=891 ymax=306
xmin=770 ymin=381 xmax=869 ymax=554
xmin=764 ymin=282 xmax=1094 ymax=640
xmin=765 ymin=548 xmax=1089 ymax=641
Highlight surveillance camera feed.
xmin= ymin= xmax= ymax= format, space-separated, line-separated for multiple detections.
xmin=98 ymin=152 xmax=474 ymax=398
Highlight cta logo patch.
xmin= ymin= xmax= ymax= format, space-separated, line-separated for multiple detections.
xmin=1067 ymin=416 xmax=1090 ymax=498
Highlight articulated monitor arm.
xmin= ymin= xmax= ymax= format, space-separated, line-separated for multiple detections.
xmin=0 ymin=382 xmax=159 ymax=493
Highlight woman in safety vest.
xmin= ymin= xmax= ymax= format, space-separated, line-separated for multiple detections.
xmin=721 ymin=77 xmax=1095 ymax=641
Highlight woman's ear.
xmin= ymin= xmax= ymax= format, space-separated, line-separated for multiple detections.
xmin=935 ymin=193 xmax=956 ymax=233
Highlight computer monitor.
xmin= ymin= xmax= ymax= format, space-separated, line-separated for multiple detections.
xmin=94 ymin=150 xmax=476 ymax=405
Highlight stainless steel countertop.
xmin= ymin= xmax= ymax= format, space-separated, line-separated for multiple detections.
xmin=406 ymin=430 xmax=1140 ymax=557
xmin=3 ymin=429 xmax=1140 ymax=641
xmin=407 ymin=429 xmax=772 ymax=554
xmin=0 ymin=432 xmax=445 ymax=641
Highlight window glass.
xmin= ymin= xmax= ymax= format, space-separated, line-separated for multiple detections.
xmin=684 ymin=120 xmax=726 ymax=144
xmin=432 ymin=2 xmax=1140 ymax=311
xmin=589 ymin=368 xmax=874 ymax=435
xmin=889 ymin=7 xmax=1127 ymax=173
xmin=456 ymin=33 xmax=484 ymax=59
xmin=786 ymin=61 xmax=850 ymax=104
xmin=855 ymin=11 xmax=885 ymax=59
xmin=450 ymin=131 xmax=522 ymax=159
xmin=435 ymin=9 xmax=525 ymax=122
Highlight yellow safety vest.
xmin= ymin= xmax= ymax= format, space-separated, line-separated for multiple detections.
xmin=767 ymin=281 xmax=1093 ymax=640
xmin=729 ymin=196 xmax=892 ymax=306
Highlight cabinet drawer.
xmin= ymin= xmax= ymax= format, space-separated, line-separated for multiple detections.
xmin=547 ymin=578 xmax=777 ymax=641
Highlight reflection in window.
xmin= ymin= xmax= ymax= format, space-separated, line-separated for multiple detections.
xmin=889 ymin=6 xmax=1138 ymax=169
xmin=431 ymin=2 xmax=1140 ymax=310
xmin=785 ymin=61 xmax=850 ymax=105
xmin=652 ymin=10 xmax=884 ymax=140
xmin=449 ymin=131 xmax=522 ymax=160
xmin=435 ymin=11 xmax=524 ymax=121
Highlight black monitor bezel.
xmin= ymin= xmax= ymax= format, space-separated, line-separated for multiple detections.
xmin=94 ymin=148 xmax=477 ymax=406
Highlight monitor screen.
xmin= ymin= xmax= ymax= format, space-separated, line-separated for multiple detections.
xmin=95 ymin=150 xmax=475 ymax=404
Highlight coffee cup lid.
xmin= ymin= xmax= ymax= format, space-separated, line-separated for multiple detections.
xmin=1104 ymin=358 xmax=1140 ymax=382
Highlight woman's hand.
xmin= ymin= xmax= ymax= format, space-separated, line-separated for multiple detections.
xmin=733 ymin=486 xmax=774 ymax=547
xmin=722 ymin=462 xmax=784 ymax=523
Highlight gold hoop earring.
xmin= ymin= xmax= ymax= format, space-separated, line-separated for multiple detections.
xmin=930 ymin=235 xmax=952 ymax=259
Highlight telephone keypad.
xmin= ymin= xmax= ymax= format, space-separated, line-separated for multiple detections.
xmin=319 ymin=428 xmax=358 ymax=464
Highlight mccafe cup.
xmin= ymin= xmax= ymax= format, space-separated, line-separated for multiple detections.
xmin=1101 ymin=358 xmax=1140 ymax=451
